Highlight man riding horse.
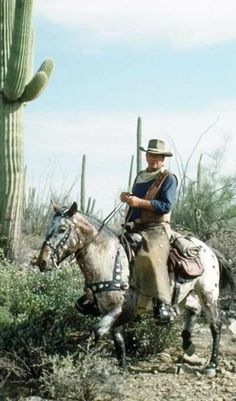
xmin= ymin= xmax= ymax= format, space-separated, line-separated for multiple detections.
xmin=36 ymin=153 xmax=234 ymax=370
xmin=120 ymin=138 xmax=177 ymax=325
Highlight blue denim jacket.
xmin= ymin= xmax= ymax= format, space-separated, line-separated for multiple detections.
xmin=128 ymin=174 xmax=177 ymax=222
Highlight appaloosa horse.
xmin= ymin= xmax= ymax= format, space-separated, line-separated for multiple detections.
xmin=36 ymin=202 xmax=235 ymax=373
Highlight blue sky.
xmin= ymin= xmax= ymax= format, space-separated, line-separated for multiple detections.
xmin=24 ymin=0 xmax=236 ymax=215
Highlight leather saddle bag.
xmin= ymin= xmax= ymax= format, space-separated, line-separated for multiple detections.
xmin=168 ymin=247 xmax=204 ymax=279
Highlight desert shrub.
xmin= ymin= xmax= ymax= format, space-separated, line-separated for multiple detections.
xmin=40 ymin=351 xmax=124 ymax=401
xmin=174 ymin=173 xmax=236 ymax=241
xmin=173 ymin=152 xmax=236 ymax=249
xmin=124 ymin=314 xmax=181 ymax=358
xmin=0 ymin=259 xmax=98 ymax=384
xmin=0 ymin=261 xmax=82 ymax=321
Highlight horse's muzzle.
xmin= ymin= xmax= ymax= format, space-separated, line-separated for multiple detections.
xmin=36 ymin=244 xmax=52 ymax=272
xmin=37 ymin=259 xmax=48 ymax=272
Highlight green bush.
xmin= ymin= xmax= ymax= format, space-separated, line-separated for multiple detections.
xmin=0 ymin=261 xmax=83 ymax=320
xmin=124 ymin=315 xmax=180 ymax=358
xmin=0 ymin=259 xmax=95 ymax=383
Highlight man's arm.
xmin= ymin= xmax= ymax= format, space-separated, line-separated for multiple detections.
xmin=151 ymin=175 xmax=177 ymax=214
xmin=120 ymin=175 xmax=177 ymax=213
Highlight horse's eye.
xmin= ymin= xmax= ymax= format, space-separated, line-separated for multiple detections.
xmin=58 ymin=226 xmax=66 ymax=233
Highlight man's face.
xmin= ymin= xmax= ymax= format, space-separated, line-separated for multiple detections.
xmin=146 ymin=152 xmax=165 ymax=171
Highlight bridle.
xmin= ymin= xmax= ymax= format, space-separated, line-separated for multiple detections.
xmin=41 ymin=204 xmax=129 ymax=296
xmin=44 ymin=202 xmax=125 ymax=262
xmin=43 ymin=214 xmax=81 ymax=266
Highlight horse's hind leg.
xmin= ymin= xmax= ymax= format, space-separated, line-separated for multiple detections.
xmin=182 ymin=292 xmax=201 ymax=356
xmin=181 ymin=307 xmax=197 ymax=356
xmin=198 ymin=293 xmax=222 ymax=370
xmin=208 ymin=304 xmax=222 ymax=369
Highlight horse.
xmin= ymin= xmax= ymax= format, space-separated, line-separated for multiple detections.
xmin=36 ymin=201 xmax=235 ymax=373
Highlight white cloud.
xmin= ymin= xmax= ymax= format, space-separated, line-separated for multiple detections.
xmin=25 ymin=99 xmax=236 ymax=214
xmin=34 ymin=0 xmax=236 ymax=48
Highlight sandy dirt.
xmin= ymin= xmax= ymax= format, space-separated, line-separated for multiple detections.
xmin=121 ymin=322 xmax=236 ymax=401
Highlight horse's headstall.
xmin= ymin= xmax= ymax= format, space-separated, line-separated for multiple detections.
xmin=44 ymin=225 xmax=72 ymax=254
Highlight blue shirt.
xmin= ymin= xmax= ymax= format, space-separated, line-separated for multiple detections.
xmin=128 ymin=173 xmax=177 ymax=221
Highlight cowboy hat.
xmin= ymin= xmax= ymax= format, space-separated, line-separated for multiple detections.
xmin=139 ymin=139 xmax=173 ymax=157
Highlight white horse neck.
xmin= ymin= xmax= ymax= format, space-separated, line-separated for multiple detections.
xmin=73 ymin=212 xmax=99 ymax=243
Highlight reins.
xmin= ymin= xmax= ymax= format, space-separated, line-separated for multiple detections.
xmin=97 ymin=201 xmax=124 ymax=233
xmin=44 ymin=202 xmax=125 ymax=263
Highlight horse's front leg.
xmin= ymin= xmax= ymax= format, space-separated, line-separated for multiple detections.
xmin=112 ymin=325 xmax=127 ymax=370
xmin=92 ymin=305 xmax=128 ymax=368
xmin=94 ymin=305 xmax=123 ymax=339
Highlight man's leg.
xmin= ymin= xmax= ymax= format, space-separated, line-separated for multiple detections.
xmin=134 ymin=225 xmax=171 ymax=324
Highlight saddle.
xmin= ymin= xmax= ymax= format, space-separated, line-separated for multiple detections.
xmin=120 ymin=230 xmax=204 ymax=280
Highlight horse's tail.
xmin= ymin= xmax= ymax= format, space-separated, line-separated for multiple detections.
xmin=212 ymin=248 xmax=235 ymax=292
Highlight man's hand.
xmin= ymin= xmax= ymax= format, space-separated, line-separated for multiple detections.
xmin=120 ymin=192 xmax=155 ymax=211
xmin=125 ymin=195 xmax=142 ymax=207
xmin=120 ymin=192 xmax=132 ymax=202
xmin=120 ymin=192 xmax=140 ymax=206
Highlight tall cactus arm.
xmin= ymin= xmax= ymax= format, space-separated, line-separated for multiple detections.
xmin=19 ymin=71 xmax=47 ymax=102
xmin=20 ymin=58 xmax=55 ymax=102
xmin=25 ymin=24 xmax=34 ymax=83
xmin=3 ymin=0 xmax=33 ymax=100
xmin=0 ymin=0 xmax=15 ymax=87
xmin=38 ymin=58 xmax=55 ymax=79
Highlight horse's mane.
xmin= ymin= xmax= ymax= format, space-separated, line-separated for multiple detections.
xmin=77 ymin=211 xmax=119 ymax=241
xmin=54 ymin=206 xmax=120 ymax=241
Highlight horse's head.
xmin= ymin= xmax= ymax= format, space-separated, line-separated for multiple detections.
xmin=36 ymin=201 xmax=81 ymax=271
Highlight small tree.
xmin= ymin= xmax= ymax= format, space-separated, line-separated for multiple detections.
xmin=173 ymin=152 xmax=236 ymax=248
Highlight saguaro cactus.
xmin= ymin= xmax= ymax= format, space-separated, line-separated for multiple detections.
xmin=80 ymin=154 xmax=96 ymax=215
xmin=136 ymin=116 xmax=142 ymax=174
xmin=0 ymin=0 xmax=54 ymax=258
xmin=128 ymin=154 xmax=134 ymax=192
xmin=80 ymin=154 xmax=86 ymax=212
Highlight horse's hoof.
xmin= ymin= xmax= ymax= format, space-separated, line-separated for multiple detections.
xmin=203 ymin=362 xmax=217 ymax=377
xmin=203 ymin=367 xmax=216 ymax=378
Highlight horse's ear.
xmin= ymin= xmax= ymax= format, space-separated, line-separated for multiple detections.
xmin=67 ymin=201 xmax=78 ymax=217
xmin=51 ymin=199 xmax=60 ymax=212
